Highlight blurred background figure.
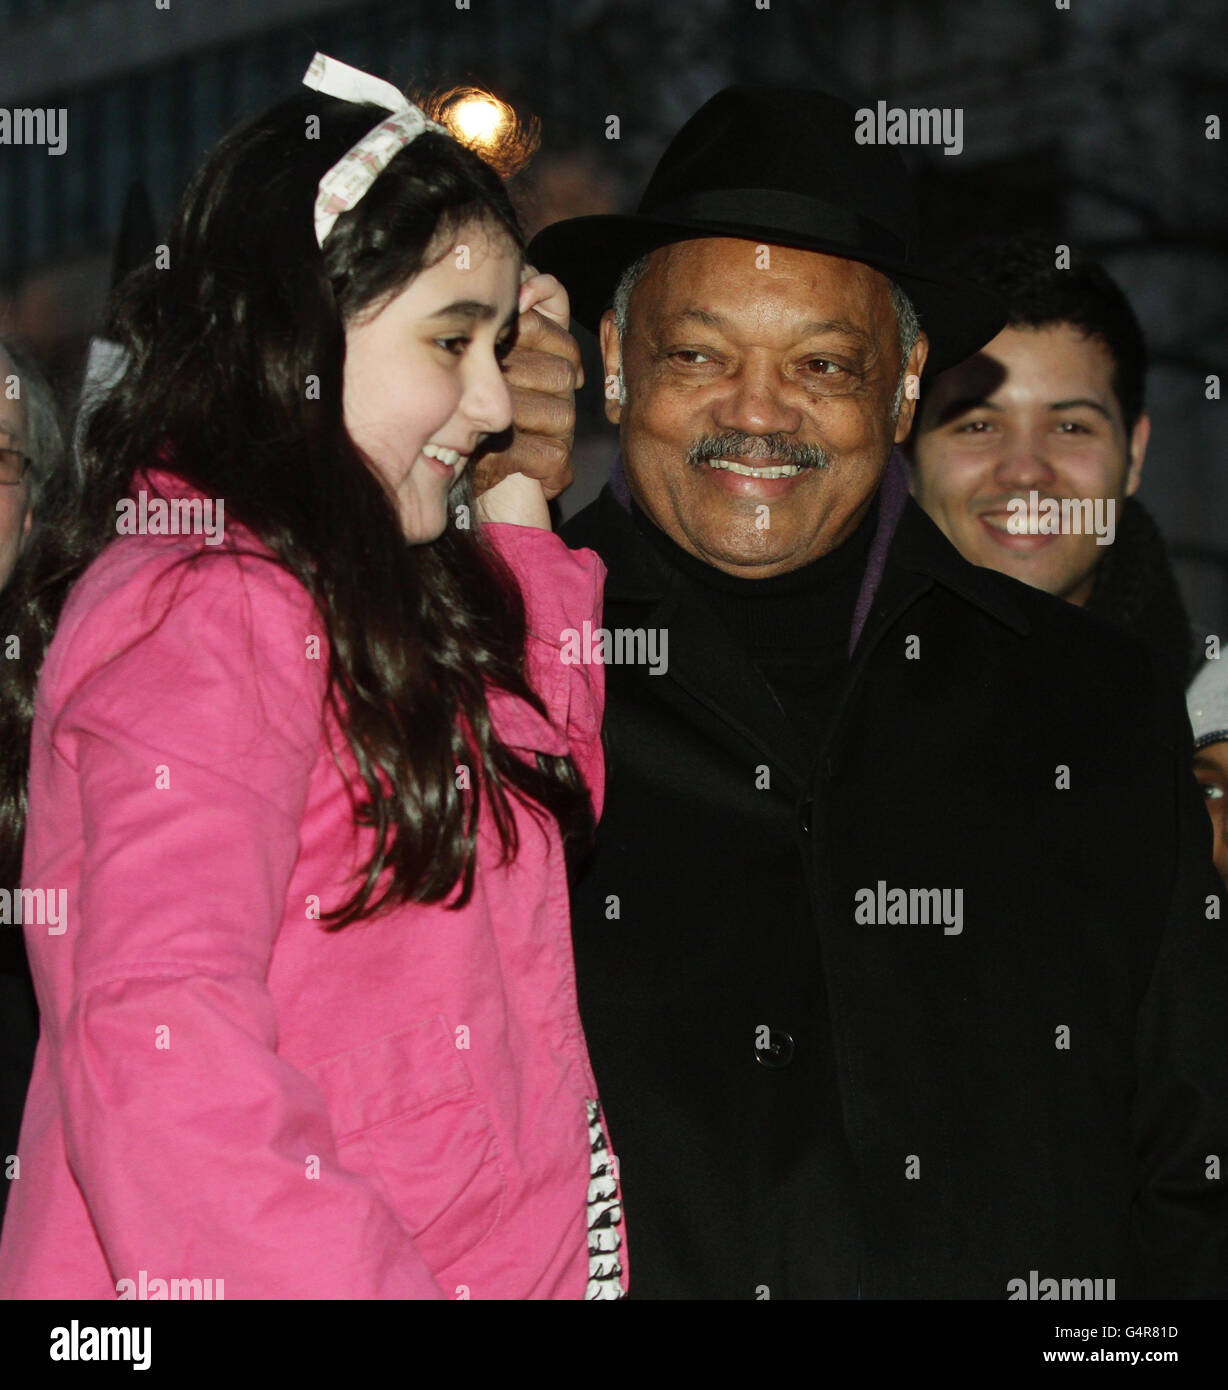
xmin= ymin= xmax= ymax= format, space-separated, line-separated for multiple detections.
xmin=908 ymin=235 xmax=1194 ymax=684
xmin=0 ymin=339 xmax=58 ymax=589
xmin=1189 ymin=654 xmax=1228 ymax=893
xmin=0 ymin=334 xmax=65 ymax=1231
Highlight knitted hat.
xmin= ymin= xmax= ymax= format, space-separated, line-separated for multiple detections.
xmin=1187 ymin=655 xmax=1228 ymax=750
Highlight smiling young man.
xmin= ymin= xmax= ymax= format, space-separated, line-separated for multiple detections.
xmin=909 ymin=237 xmax=1192 ymax=679
xmin=531 ymin=86 xmax=1228 ymax=1300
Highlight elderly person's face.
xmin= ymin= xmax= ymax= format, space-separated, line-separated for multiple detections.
xmin=1193 ymin=741 xmax=1228 ymax=894
xmin=599 ymin=238 xmax=927 ymax=577
xmin=0 ymin=352 xmax=34 ymax=590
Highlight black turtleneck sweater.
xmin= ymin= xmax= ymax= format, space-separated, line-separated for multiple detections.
xmin=628 ymin=496 xmax=877 ymax=768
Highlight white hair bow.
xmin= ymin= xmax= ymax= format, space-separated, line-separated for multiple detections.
xmin=302 ymin=52 xmax=447 ymax=247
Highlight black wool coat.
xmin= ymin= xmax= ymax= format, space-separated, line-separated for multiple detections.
xmin=559 ymin=476 xmax=1228 ymax=1300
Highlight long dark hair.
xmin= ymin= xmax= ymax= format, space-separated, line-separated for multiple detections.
xmin=0 ymin=88 xmax=593 ymax=923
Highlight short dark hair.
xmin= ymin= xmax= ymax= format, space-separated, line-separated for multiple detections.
xmin=937 ymin=234 xmax=1146 ymax=429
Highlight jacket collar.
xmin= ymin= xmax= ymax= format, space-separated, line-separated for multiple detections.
xmin=581 ymin=448 xmax=1031 ymax=643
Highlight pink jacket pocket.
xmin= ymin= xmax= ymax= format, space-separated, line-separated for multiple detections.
xmin=304 ymin=1015 xmax=507 ymax=1275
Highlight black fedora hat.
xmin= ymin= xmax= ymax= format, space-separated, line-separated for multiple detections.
xmin=528 ymin=85 xmax=1005 ymax=375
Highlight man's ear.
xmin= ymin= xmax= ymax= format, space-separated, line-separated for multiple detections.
xmin=893 ymin=331 xmax=930 ymax=445
xmin=1125 ymin=412 xmax=1149 ymax=496
xmin=598 ymin=310 xmax=622 ymax=426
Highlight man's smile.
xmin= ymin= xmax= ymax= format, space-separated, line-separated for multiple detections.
xmin=976 ymin=508 xmax=1060 ymax=552
xmin=705 ymin=457 xmax=806 ymax=478
xmin=696 ymin=454 xmax=815 ymax=498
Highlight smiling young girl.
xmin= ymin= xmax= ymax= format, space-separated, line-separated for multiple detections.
xmin=0 ymin=55 xmax=624 ymax=1299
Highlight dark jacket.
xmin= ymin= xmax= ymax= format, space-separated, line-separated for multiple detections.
xmin=559 ymin=456 xmax=1228 ymax=1300
xmin=1084 ymin=494 xmax=1195 ymax=685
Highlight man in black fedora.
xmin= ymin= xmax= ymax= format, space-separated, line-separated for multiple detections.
xmin=529 ymin=85 xmax=1228 ymax=1299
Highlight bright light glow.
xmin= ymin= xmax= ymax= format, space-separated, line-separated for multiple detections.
xmin=451 ymin=97 xmax=504 ymax=146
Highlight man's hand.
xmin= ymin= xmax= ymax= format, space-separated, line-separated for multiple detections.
xmin=470 ymin=267 xmax=583 ymax=500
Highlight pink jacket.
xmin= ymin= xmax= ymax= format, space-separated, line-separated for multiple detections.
xmin=0 ymin=469 xmax=625 ymax=1300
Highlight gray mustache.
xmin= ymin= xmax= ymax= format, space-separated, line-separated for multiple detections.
xmin=687 ymin=434 xmax=830 ymax=470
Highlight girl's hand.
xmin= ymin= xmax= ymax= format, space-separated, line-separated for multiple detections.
xmin=475 ymin=470 xmax=551 ymax=530
xmin=470 ymin=267 xmax=582 ymax=503
xmin=516 ymin=265 xmax=576 ymax=336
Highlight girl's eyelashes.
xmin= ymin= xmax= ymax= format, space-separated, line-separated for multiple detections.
xmin=435 ymin=335 xmax=515 ymax=362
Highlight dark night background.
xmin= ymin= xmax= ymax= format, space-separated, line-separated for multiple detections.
xmin=1 ymin=0 xmax=1225 ymax=631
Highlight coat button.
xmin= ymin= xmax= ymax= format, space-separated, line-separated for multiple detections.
xmin=754 ymin=1029 xmax=795 ymax=1068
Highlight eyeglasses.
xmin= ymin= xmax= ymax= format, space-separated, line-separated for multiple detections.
xmin=0 ymin=447 xmax=33 ymax=486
